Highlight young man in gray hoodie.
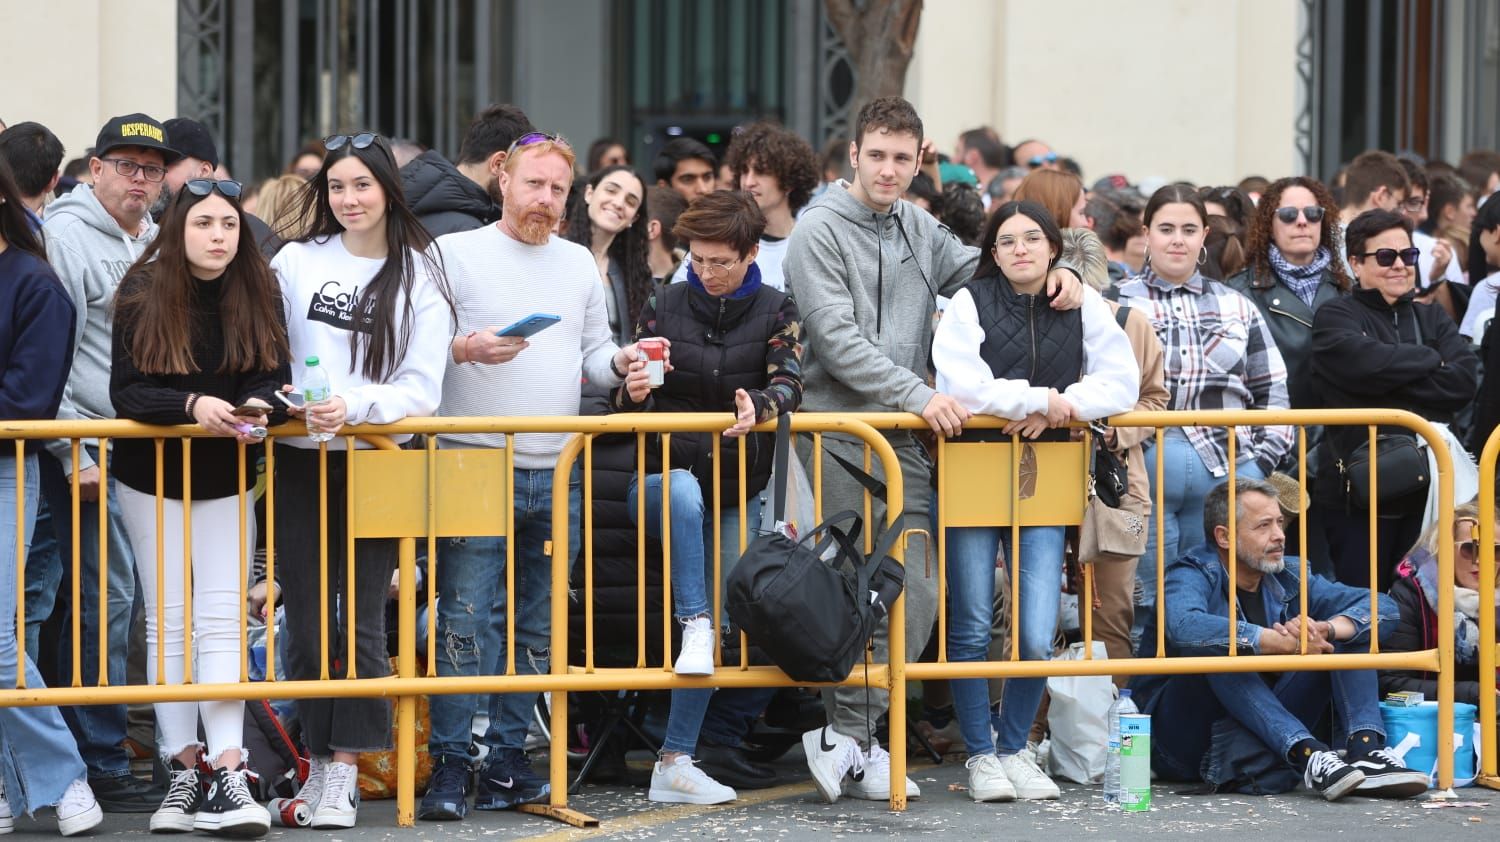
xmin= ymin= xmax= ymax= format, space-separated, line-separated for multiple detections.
xmin=28 ymin=113 xmax=178 ymax=811
xmin=785 ymin=96 xmax=1086 ymax=804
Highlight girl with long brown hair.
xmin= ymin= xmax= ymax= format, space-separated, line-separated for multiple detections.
xmin=110 ymin=178 xmax=289 ymax=836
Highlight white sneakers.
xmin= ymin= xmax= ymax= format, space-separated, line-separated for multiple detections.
xmin=673 ymin=616 xmax=716 ymax=676
xmin=56 ymin=778 xmax=104 ymax=837
xmin=998 ymin=751 xmax=1060 ymax=800
xmin=298 ymin=754 xmax=328 ymax=809
xmin=845 ymin=742 xmax=922 ymax=801
xmin=965 ymin=753 xmax=1016 ymax=802
xmin=309 ymin=760 xmax=359 ymax=829
xmin=802 ymin=729 xmax=923 ymax=803
xmin=648 ymin=755 xmax=737 ymax=805
xmin=0 ymin=776 xmax=11 ymax=835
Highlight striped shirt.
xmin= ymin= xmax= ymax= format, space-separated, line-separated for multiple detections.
xmin=1117 ymin=270 xmax=1293 ymax=476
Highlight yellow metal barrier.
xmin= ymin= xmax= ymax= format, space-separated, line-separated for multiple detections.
xmin=1473 ymin=426 xmax=1500 ymax=790
xmin=0 ymin=407 xmax=1461 ymax=828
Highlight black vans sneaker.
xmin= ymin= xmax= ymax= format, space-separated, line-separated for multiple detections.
xmin=193 ymin=767 xmax=270 ymax=838
xmin=1303 ymin=750 xmax=1365 ymax=801
xmin=1350 ymin=747 xmax=1429 ymax=798
xmin=149 ymin=761 xmax=203 ymax=834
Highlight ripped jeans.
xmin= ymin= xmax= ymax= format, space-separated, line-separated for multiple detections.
xmin=429 ymin=467 xmax=580 ymax=760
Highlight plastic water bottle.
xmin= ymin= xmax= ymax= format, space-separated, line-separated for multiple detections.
xmin=1104 ymin=688 xmax=1138 ymax=803
xmin=302 ymin=356 xmax=335 ymax=443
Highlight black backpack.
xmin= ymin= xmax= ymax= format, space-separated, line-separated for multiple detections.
xmin=726 ymin=414 xmax=906 ymax=683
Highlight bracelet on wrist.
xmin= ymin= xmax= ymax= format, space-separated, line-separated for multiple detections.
xmin=609 ymin=353 xmax=626 ymax=379
xmin=185 ymin=393 xmax=201 ymax=419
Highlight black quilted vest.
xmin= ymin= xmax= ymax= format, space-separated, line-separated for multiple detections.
xmin=957 ymin=271 xmax=1084 ymax=443
xmin=644 ymin=281 xmax=789 ymax=496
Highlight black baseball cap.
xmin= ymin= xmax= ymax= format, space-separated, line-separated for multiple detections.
xmin=164 ymin=118 xmax=219 ymax=168
xmin=94 ymin=113 xmax=181 ymax=163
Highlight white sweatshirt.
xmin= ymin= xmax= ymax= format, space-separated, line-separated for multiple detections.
xmin=434 ymin=225 xmax=621 ymax=468
xmin=932 ymin=284 xmax=1139 ymax=420
xmin=271 ymin=235 xmax=453 ymax=449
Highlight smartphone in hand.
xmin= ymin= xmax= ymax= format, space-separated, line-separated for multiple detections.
xmin=497 ymin=313 xmax=561 ymax=339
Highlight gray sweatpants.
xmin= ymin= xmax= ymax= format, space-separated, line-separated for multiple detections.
xmin=800 ymin=432 xmax=938 ymax=750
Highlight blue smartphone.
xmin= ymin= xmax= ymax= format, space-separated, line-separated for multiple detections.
xmin=496 ymin=313 xmax=561 ymax=339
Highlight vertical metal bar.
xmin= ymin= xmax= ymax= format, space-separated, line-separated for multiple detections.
xmin=330 ymin=0 xmax=342 ymax=131
xmin=1154 ymin=427 xmax=1165 ymax=657
xmin=581 ymin=434 xmax=592 ymax=673
xmin=549 ymin=439 xmax=578 ymax=810
xmin=408 ymin=0 xmax=420 ymax=140
xmin=182 ymin=439 xmax=193 ymax=684
xmin=238 ymin=445 xmax=248 ymax=683
xmin=345 ymin=442 xmax=357 ymax=678
xmin=1479 ymin=429 xmax=1499 ymax=779
xmin=446 ymin=0 xmax=458 ymax=158
xmin=13 ymin=441 xmax=25 ymax=690
xmin=433 ymin=0 xmax=445 ymax=153
xmin=230 ymin=0 xmax=254 ymax=181
xmin=474 ymin=0 xmax=492 ymax=119
xmin=1430 ymin=0 xmax=1442 ymax=155
xmin=1226 ymin=429 xmax=1237 ymax=657
xmin=96 ymin=439 xmax=109 ymax=684
xmin=355 ymin=0 xmax=368 ymax=130
xmin=1298 ymin=428 xmax=1309 ymax=654
xmin=1367 ymin=425 xmax=1380 ymax=652
xmin=1321 ymin=0 xmax=1346 ymax=179
xmin=711 ymin=434 xmax=722 ymax=651
xmin=265 ymin=442 xmax=277 ymax=679
xmin=155 ymin=439 xmax=166 ymax=685
xmin=506 ymin=434 xmax=517 ymax=675
xmin=394 ymin=536 xmax=417 ymax=825
xmin=426 ymin=435 xmax=438 ymax=676
xmin=370 ymin=0 xmax=382 ymax=133
xmin=661 ymin=434 xmax=673 ymax=670
xmin=1009 ymin=435 xmax=1020 ymax=661
xmin=315 ymin=0 xmax=327 ymax=133
xmin=1081 ymin=429 xmax=1093 ymax=658
xmin=1395 ymin=0 xmax=1408 ymax=150
xmin=936 ymin=435 xmax=946 ymax=664
xmin=394 ymin=0 xmax=405 ymax=137
xmin=1366 ymin=0 xmax=1384 ymax=151
xmin=318 ymin=442 xmax=330 ymax=680
xmin=635 ymin=432 xmax=646 ymax=670
xmin=283 ymin=0 xmax=301 ymax=169
xmin=69 ymin=439 xmax=81 ymax=684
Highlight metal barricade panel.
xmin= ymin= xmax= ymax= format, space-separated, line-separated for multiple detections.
xmin=348 ymin=449 xmax=509 ymax=538
xmin=939 ymin=441 xmax=1087 ymax=527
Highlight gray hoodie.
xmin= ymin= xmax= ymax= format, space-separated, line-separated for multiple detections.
xmin=784 ymin=180 xmax=978 ymax=415
xmin=43 ymin=184 xmax=159 ymax=474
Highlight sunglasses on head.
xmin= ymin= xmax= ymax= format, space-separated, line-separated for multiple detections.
xmin=323 ymin=132 xmax=378 ymax=152
xmin=1027 ymin=151 xmax=1059 ymax=168
xmin=1275 ymin=205 xmax=1325 ymax=224
xmin=505 ymin=131 xmax=571 ymax=157
xmin=1354 ymin=247 xmax=1420 ymax=268
xmin=184 ymin=179 xmax=243 ymax=199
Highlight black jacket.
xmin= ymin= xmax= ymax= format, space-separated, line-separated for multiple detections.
xmin=1226 ymin=264 xmax=1344 ymax=410
xmin=400 ymin=150 xmax=498 ymax=238
xmin=1471 ymin=314 xmax=1500 ymax=453
xmin=1309 ymin=286 xmax=1478 ymax=499
xmin=617 ymin=279 xmax=799 ymax=500
xmin=1378 ymin=556 xmax=1483 ymax=705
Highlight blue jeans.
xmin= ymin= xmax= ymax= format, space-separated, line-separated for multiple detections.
xmin=429 ymin=467 xmax=580 ymax=760
xmin=24 ymin=447 xmax=136 ymax=779
xmin=0 ymin=454 xmax=89 ymax=813
xmin=944 ymin=524 xmax=1066 ymax=755
xmin=1145 ymin=646 xmax=1386 ymax=784
xmin=628 ymin=469 xmax=763 ymax=756
xmin=1135 ymin=432 xmax=1264 ymax=641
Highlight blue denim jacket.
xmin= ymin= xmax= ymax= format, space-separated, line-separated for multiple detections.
xmin=1138 ymin=542 xmax=1398 ymax=659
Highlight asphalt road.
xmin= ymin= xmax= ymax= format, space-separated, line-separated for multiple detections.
xmin=9 ymin=747 xmax=1495 ymax=840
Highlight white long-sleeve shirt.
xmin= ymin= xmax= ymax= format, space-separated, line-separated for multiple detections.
xmin=272 ymin=235 xmax=454 ymax=450
xmin=932 ymin=284 xmax=1139 ymax=420
xmin=434 ymin=225 xmax=622 ymax=467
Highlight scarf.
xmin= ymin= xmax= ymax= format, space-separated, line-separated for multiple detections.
xmin=1411 ymin=547 xmax=1496 ymax=666
xmin=1267 ymin=244 xmax=1332 ymax=308
xmin=686 ymin=260 xmax=763 ymax=300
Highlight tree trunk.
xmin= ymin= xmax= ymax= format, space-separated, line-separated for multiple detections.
xmin=824 ymin=0 xmax=924 ymax=128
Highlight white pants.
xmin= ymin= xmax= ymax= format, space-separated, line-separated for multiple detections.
xmin=117 ymin=485 xmax=252 ymax=763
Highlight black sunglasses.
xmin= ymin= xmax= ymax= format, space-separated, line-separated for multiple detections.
xmin=1275 ymin=205 xmax=1325 ymax=224
xmin=324 ymin=132 xmax=378 ymax=152
xmin=1354 ymin=247 xmax=1420 ymax=268
xmin=184 ymin=179 xmax=243 ymax=199
xmin=1027 ymin=151 xmax=1059 ymax=168
xmin=505 ymin=131 xmax=571 ymax=157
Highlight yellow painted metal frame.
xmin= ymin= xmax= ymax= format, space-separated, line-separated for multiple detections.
xmin=0 ymin=407 xmax=1460 ymax=821
xmin=1474 ymin=426 xmax=1500 ymax=791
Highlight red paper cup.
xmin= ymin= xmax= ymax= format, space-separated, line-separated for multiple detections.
xmin=639 ymin=338 xmax=666 ymax=387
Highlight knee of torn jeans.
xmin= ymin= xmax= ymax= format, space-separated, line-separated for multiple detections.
xmin=524 ymin=645 xmax=550 ymax=672
xmin=441 ymin=629 xmax=479 ymax=664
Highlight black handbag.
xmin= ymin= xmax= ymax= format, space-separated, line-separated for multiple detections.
xmin=1089 ymin=422 xmax=1129 ymax=510
xmin=726 ymin=414 xmax=906 ymax=683
xmin=1338 ymin=433 xmax=1430 ymax=512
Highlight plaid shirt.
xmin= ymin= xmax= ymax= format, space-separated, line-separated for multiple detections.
xmin=1117 ymin=270 xmax=1293 ymax=476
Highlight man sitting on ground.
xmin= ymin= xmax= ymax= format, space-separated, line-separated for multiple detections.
xmin=1130 ymin=478 xmax=1428 ymax=801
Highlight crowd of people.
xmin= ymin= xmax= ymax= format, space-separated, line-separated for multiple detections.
xmin=2 ymin=92 xmax=1499 ymax=835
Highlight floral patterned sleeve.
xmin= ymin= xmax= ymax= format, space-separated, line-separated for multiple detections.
xmin=749 ymin=294 xmax=804 ymax=423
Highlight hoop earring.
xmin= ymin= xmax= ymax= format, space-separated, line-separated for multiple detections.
xmin=1198 ymin=246 xmax=1208 ymax=266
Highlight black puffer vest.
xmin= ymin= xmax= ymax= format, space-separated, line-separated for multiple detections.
xmin=645 ymin=281 xmax=789 ymax=497
xmin=957 ymin=270 xmax=1083 ymax=443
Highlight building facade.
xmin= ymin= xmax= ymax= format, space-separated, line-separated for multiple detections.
xmin=4 ymin=0 xmax=1499 ymax=186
